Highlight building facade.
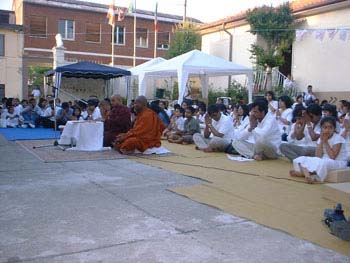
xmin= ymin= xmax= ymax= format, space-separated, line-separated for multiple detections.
xmin=0 ymin=10 xmax=24 ymax=99
xmin=200 ymin=0 xmax=350 ymax=101
xmin=12 ymin=0 xmax=196 ymax=98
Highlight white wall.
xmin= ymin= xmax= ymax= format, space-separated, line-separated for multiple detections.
xmin=292 ymin=7 xmax=350 ymax=97
xmin=0 ymin=29 xmax=24 ymax=99
xmin=201 ymin=24 xmax=256 ymax=91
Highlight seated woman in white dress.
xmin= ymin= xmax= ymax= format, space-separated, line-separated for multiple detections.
xmin=233 ymin=104 xmax=249 ymax=130
xmin=196 ymin=104 xmax=206 ymax=129
xmin=290 ymin=116 xmax=348 ymax=184
xmin=265 ymin=91 xmax=278 ymax=115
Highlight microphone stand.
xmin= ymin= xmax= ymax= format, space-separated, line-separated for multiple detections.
xmin=32 ymin=84 xmax=78 ymax=151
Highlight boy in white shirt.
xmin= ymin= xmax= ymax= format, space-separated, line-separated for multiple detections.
xmin=5 ymin=105 xmax=23 ymax=128
xmin=193 ymin=104 xmax=234 ymax=152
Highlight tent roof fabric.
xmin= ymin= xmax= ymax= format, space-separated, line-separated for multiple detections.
xmin=143 ymin=50 xmax=252 ymax=77
xmin=45 ymin=61 xmax=131 ymax=80
xmin=129 ymin=57 xmax=166 ymax=76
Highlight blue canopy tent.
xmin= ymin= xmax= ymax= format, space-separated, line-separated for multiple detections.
xmin=44 ymin=61 xmax=131 ymax=99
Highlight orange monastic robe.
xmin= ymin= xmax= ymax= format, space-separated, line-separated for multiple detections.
xmin=119 ymin=108 xmax=166 ymax=152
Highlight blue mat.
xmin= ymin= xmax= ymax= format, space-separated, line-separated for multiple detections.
xmin=0 ymin=128 xmax=61 ymax=141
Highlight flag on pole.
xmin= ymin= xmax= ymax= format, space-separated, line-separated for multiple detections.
xmin=154 ymin=2 xmax=158 ymax=32
xmin=128 ymin=1 xmax=135 ymax=13
xmin=106 ymin=1 xmax=115 ymax=26
xmin=117 ymin=8 xmax=125 ymax=21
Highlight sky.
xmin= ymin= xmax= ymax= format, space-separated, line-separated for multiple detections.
xmin=0 ymin=0 xmax=287 ymax=23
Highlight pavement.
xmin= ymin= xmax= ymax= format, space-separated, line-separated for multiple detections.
xmin=0 ymin=135 xmax=349 ymax=263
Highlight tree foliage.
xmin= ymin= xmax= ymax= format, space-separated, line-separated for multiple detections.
xmin=166 ymin=22 xmax=201 ymax=59
xmin=28 ymin=65 xmax=51 ymax=88
xmin=246 ymin=3 xmax=295 ymax=68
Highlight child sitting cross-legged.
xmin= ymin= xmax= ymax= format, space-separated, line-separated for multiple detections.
xmin=162 ymin=107 xmax=185 ymax=139
xmin=5 ymin=105 xmax=24 ymax=128
xmin=168 ymin=106 xmax=200 ymax=144
xmin=290 ymin=116 xmax=348 ymax=183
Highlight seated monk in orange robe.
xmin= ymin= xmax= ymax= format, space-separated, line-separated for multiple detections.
xmin=115 ymin=96 xmax=165 ymax=154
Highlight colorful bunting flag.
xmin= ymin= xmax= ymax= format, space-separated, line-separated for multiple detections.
xmin=315 ymin=29 xmax=326 ymax=41
xmin=295 ymin=29 xmax=307 ymax=41
xmin=339 ymin=29 xmax=348 ymax=41
xmin=327 ymin=29 xmax=338 ymax=40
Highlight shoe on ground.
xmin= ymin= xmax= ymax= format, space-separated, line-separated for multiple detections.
xmin=28 ymin=123 xmax=35 ymax=128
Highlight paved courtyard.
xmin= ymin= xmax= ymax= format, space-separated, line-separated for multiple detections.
xmin=0 ymin=136 xmax=348 ymax=263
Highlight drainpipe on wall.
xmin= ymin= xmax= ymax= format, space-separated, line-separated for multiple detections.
xmin=223 ymin=22 xmax=233 ymax=89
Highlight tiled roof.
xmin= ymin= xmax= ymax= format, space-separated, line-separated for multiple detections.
xmin=290 ymin=0 xmax=347 ymax=12
xmin=23 ymin=0 xmax=202 ymax=24
xmin=200 ymin=0 xmax=348 ymax=31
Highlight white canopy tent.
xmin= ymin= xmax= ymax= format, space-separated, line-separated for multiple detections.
xmin=129 ymin=57 xmax=166 ymax=97
xmin=139 ymin=50 xmax=254 ymax=104
xmin=129 ymin=57 xmax=166 ymax=76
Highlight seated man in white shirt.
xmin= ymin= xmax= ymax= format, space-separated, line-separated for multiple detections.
xmin=82 ymin=100 xmax=102 ymax=120
xmin=280 ymin=103 xmax=322 ymax=161
xmin=232 ymin=100 xmax=281 ymax=160
xmin=21 ymin=98 xmax=41 ymax=128
xmin=193 ymin=104 xmax=234 ymax=152
xmin=13 ymin=98 xmax=23 ymax=115
xmin=56 ymin=102 xmax=73 ymax=126
xmin=40 ymin=100 xmax=56 ymax=128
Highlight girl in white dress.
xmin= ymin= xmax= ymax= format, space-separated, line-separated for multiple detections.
xmin=290 ymin=116 xmax=348 ymax=183
xmin=233 ymin=104 xmax=249 ymax=129
xmin=265 ymin=91 xmax=278 ymax=115
xmin=276 ymin=95 xmax=293 ymax=135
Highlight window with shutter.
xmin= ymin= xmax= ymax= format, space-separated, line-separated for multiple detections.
xmin=30 ymin=15 xmax=46 ymax=38
xmin=86 ymin=23 xmax=101 ymax=43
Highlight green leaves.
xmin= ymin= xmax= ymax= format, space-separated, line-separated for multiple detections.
xmin=166 ymin=22 xmax=201 ymax=59
xmin=28 ymin=65 xmax=51 ymax=87
xmin=246 ymin=3 xmax=295 ymax=68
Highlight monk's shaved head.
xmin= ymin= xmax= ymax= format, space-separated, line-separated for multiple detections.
xmin=111 ymin=94 xmax=123 ymax=102
xmin=134 ymin=96 xmax=148 ymax=113
xmin=111 ymin=94 xmax=123 ymax=107
xmin=136 ymin=96 xmax=148 ymax=106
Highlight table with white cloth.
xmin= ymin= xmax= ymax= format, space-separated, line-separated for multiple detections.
xmin=58 ymin=121 xmax=104 ymax=151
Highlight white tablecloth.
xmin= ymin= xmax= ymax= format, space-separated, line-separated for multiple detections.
xmin=58 ymin=121 xmax=104 ymax=151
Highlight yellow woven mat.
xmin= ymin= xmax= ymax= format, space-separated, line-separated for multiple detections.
xmin=134 ymin=142 xmax=350 ymax=255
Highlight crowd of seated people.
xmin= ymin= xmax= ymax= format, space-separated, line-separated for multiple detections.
xmin=2 ymin=85 xmax=350 ymax=184
xmin=144 ymin=89 xmax=350 ymax=184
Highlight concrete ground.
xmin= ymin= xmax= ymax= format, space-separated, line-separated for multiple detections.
xmin=0 ymin=135 xmax=348 ymax=263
